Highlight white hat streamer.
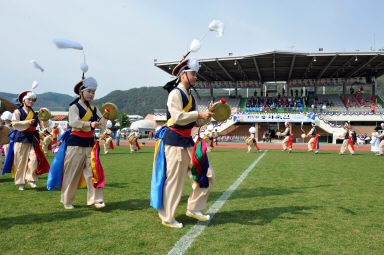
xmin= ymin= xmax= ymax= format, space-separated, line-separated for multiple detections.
xmin=30 ymin=60 xmax=44 ymax=72
xmin=183 ymin=19 xmax=224 ymax=59
xmin=53 ymin=38 xmax=88 ymax=78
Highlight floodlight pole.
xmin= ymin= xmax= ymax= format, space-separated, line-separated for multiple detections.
xmin=260 ymin=82 xmax=263 ymax=96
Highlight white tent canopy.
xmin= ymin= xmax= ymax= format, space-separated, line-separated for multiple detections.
xmin=130 ymin=120 xmax=155 ymax=132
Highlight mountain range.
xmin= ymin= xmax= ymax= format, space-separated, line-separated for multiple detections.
xmin=4 ymin=76 xmax=384 ymax=116
xmin=0 ymin=86 xmax=169 ymax=116
xmin=0 ymin=92 xmax=75 ymax=111
xmin=93 ymin=87 xmax=168 ymax=116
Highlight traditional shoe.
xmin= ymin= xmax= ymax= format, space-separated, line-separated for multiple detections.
xmin=18 ymin=185 xmax=25 ymax=191
xmin=28 ymin=182 xmax=37 ymax=188
xmin=93 ymin=202 xmax=106 ymax=209
xmin=186 ymin=210 xmax=210 ymax=221
xmin=64 ymin=204 xmax=74 ymax=210
xmin=161 ymin=221 xmax=183 ymax=229
xmin=314 ymin=151 xmax=319 ymax=154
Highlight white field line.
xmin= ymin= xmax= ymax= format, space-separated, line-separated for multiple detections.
xmin=167 ymin=150 xmax=267 ymax=255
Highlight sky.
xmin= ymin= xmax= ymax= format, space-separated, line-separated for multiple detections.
xmin=1 ymin=0 xmax=384 ymax=98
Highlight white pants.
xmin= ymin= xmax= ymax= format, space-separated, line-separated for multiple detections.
xmin=158 ymin=145 xmax=215 ymax=223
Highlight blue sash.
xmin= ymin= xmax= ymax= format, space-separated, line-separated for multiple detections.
xmin=1 ymin=130 xmax=17 ymax=175
xmin=46 ymin=129 xmax=71 ymax=191
xmin=150 ymin=126 xmax=168 ymax=209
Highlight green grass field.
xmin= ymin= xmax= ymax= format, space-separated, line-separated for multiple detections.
xmin=1 ymin=146 xmax=384 ymax=255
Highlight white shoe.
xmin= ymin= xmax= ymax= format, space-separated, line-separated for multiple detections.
xmin=315 ymin=151 xmax=319 ymax=154
xmin=64 ymin=204 xmax=74 ymax=210
xmin=18 ymin=185 xmax=25 ymax=191
xmin=93 ymin=202 xmax=106 ymax=209
xmin=28 ymin=182 xmax=37 ymax=188
xmin=186 ymin=210 xmax=210 ymax=221
xmin=162 ymin=220 xmax=183 ymax=229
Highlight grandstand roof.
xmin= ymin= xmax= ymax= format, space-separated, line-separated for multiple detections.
xmin=154 ymin=50 xmax=384 ymax=83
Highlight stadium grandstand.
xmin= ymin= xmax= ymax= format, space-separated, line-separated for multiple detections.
xmin=154 ymin=50 xmax=384 ymax=145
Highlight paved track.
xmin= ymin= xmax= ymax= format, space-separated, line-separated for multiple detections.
xmin=107 ymin=141 xmax=371 ymax=151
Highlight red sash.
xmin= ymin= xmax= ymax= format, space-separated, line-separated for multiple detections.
xmin=135 ymin=141 xmax=141 ymax=150
xmin=109 ymin=140 xmax=114 ymax=150
xmin=286 ymin=134 xmax=293 ymax=148
xmin=168 ymin=126 xmax=192 ymax=137
xmin=21 ymin=126 xmax=37 ymax=132
xmin=312 ymin=134 xmax=320 ymax=150
xmin=72 ymin=130 xmax=94 ymax=138
xmin=33 ymin=136 xmax=50 ymax=175
xmin=348 ymin=136 xmax=355 ymax=151
xmin=253 ymin=139 xmax=260 ymax=150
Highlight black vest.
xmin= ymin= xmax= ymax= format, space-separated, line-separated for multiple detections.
xmin=285 ymin=128 xmax=291 ymax=137
xmin=75 ymin=103 xmax=99 ymax=123
xmin=344 ymin=128 xmax=350 ymax=140
xmin=311 ymin=128 xmax=317 ymax=137
xmin=14 ymin=107 xmax=39 ymax=143
xmin=67 ymin=103 xmax=98 ymax=147
xmin=163 ymin=88 xmax=196 ymax=147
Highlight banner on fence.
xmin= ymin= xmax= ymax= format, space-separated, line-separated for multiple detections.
xmin=233 ymin=113 xmax=314 ymax=123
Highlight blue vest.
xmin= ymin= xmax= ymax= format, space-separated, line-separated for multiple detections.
xmin=14 ymin=107 xmax=39 ymax=143
xmin=163 ymin=88 xmax=196 ymax=147
xmin=67 ymin=103 xmax=98 ymax=147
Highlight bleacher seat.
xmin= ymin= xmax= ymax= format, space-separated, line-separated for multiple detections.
xmin=343 ymin=93 xmax=380 ymax=111
xmin=196 ymin=96 xmax=241 ymax=113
